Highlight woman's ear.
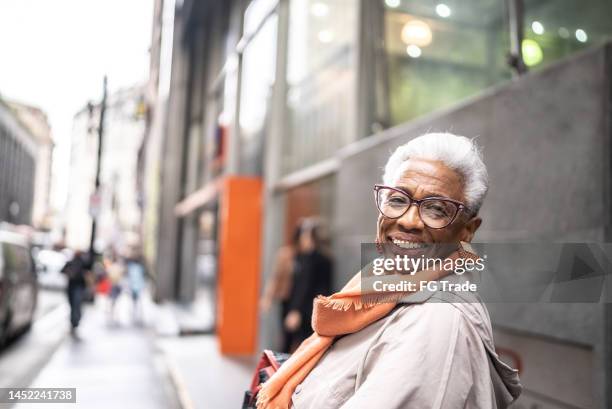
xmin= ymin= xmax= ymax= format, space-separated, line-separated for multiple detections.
xmin=460 ymin=217 xmax=482 ymax=243
xmin=376 ymin=214 xmax=388 ymax=242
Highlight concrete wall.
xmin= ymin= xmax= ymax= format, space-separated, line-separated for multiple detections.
xmin=333 ymin=43 xmax=612 ymax=407
xmin=155 ymin=6 xmax=190 ymax=301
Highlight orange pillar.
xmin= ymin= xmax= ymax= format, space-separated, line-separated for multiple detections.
xmin=217 ymin=176 xmax=263 ymax=355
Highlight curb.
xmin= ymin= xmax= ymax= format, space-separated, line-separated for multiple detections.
xmin=156 ymin=344 xmax=195 ymax=409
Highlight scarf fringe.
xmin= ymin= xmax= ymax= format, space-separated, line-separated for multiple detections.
xmin=255 ymin=388 xmax=269 ymax=409
xmin=316 ymin=292 xmax=408 ymax=311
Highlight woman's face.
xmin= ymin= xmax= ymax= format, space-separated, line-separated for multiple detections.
xmin=376 ymin=158 xmax=481 ymax=260
xmin=299 ymin=229 xmax=315 ymax=253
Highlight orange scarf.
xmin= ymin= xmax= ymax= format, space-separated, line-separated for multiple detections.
xmin=256 ymin=243 xmax=479 ymax=409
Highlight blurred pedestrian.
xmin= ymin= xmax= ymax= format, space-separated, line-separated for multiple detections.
xmin=260 ymin=222 xmax=303 ymax=352
xmin=61 ymin=250 xmax=92 ymax=336
xmin=105 ymin=252 xmax=125 ymax=322
xmin=284 ymin=219 xmax=333 ymax=351
xmin=125 ymin=250 xmax=146 ymax=323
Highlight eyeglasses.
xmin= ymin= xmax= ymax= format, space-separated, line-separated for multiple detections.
xmin=373 ymin=184 xmax=470 ymax=229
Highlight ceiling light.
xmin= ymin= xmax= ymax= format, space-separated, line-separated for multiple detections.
xmin=435 ymin=4 xmax=451 ymax=18
xmin=406 ymin=45 xmax=422 ymax=58
xmin=531 ymin=21 xmax=544 ymax=35
xmin=401 ymin=20 xmax=433 ymax=47
xmin=522 ymin=39 xmax=543 ymax=66
xmin=385 ymin=0 xmax=401 ymax=8
xmin=575 ymin=29 xmax=588 ymax=43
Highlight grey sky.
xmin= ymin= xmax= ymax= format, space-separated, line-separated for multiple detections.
xmin=0 ymin=0 xmax=153 ymax=209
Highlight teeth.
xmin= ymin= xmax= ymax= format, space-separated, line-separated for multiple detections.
xmin=392 ymin=239 xmax=426 ymax=249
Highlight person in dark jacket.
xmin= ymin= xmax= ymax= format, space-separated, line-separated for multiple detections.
xmin=284 ymin=219 xmax=333 ymax=351
xmin=61 ymin=250 xmax=91 ymax=335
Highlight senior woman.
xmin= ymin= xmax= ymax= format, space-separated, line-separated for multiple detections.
xmin=255 ymin=133 xmax=522 ymax=409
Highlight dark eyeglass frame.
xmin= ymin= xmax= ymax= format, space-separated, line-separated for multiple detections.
xmin=373 ymin=184 xmax=472 ymax=229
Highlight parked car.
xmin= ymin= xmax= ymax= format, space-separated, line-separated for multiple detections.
xmin=0 ymin=230 xmax=38 ymax=346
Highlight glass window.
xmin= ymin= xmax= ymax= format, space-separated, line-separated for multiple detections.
xmin=243 ymin=0 xmax=278 ymax=37
xmin=284 ymin=174 xmax=336 ymax=247
xmin=522 ymin=0 xmax=612 ymax=70
xmin=383 ymin=0 xmax=511 ymax=126
xmin=3 ymin=243 xmax=31 ymax=275
xmin=284 ymin=0 xmax=358 ymax=174
xmin=239 ymin=14 xmax=278 ymax=175
xmin=220 ymin=55 xmax=239 ymax=158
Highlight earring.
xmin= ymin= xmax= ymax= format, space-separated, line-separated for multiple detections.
xmin=375 ymin=237 xmax=383 ymax=254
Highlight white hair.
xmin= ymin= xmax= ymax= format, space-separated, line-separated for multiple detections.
xmin=382 ymin=132 xmax=489 ymax=214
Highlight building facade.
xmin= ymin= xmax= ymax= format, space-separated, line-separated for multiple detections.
xmin=64 ymin=86 xmax=146 ymax=253
xmin=142 ymin=0 xmax=612 ymax=406
xmin=6 ymin=101 xmax=54 ymax=230
xmin=0 ymin=98 xmax=40 ymax=226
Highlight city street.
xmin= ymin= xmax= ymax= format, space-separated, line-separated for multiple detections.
xmin=2 ymin=0 xmax=612 ymax=407
xmin=0 ymin=289 xmax=180 ymax=409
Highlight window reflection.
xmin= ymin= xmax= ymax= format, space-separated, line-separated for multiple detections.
xmin=285 ymin=0 xmax=358 ymax=175
xmin=383 ymin=0 xmax=612 ymax=128
xmin=522 ymin=0 xmax=612 ymax=69
xmin=383 ymin=0 xmax=510 ymax=126
xmin=240 ymin=16 xmax=277 ymax=140
xmin=239 ymin=13 xmax=278 ymax=176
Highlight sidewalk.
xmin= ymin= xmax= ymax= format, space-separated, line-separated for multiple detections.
xmin=6 ymin=285 xmax=258 ymax=409
xmin=153 ymin=287 xmax=257 ymax=409
xmin=12 ymin=289 xmax=179 ymax=409
xmin=156 ymin=335 xmax=256 ymax=409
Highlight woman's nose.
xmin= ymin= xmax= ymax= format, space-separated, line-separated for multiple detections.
xmin=397 ymin=203 xmax=424 ymax=230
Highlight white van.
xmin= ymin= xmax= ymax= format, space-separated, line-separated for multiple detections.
xmin=0 ymin=230 xmax=38 ymax=346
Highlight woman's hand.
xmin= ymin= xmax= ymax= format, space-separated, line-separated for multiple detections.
xmin=284 ymin=310 xmax=302 ymax=332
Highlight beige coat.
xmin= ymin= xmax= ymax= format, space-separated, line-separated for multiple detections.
xmin=291 ymin=272 xmax=522 ymax=409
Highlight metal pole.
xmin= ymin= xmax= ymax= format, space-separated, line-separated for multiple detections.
xmin=89 ymin=76 xmax=108 ymax=260
xmin=507 ymin=0 xmax=527 ymax=76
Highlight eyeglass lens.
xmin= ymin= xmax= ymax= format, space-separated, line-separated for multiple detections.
xmin=377 ymin=188 xmax=458 ymax=228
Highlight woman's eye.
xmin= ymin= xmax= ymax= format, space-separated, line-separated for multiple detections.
xmin=387 ymin=196 xmax=407 ymax=205
xmin=422 ymin=201 xmax=453 ymax=218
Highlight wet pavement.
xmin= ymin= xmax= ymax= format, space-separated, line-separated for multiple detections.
xmin=7 ymin=290 xmax=179 ymax=409
xmin=157 ymin=335 xmax=255 ymax=409
xmin=0 ymin=286 xmax=256 ymax=409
